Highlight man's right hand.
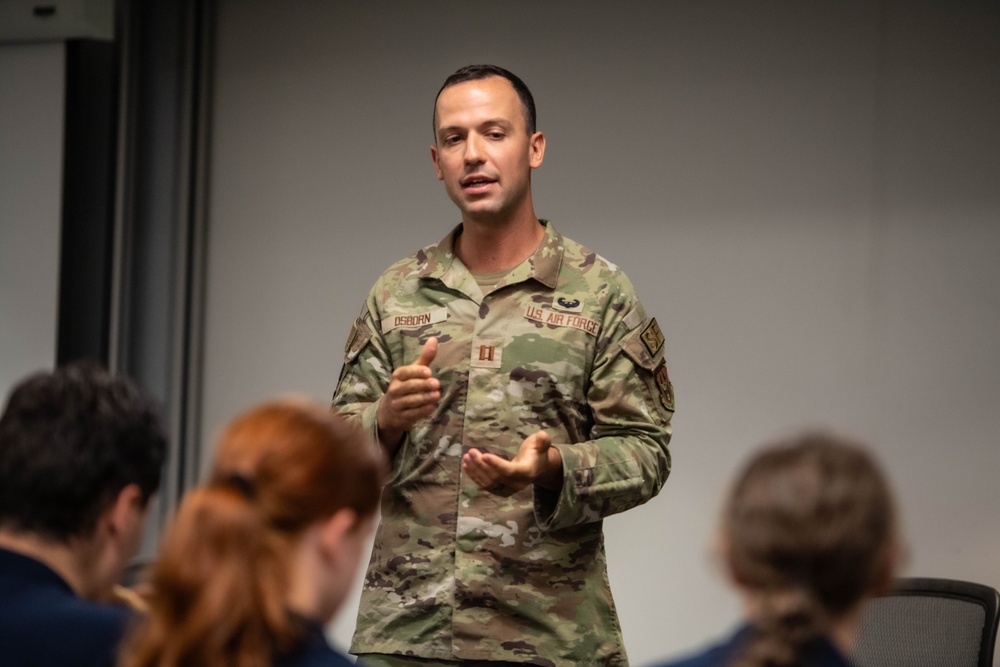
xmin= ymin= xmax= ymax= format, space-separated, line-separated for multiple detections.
xmin=376 ymin=337 xmax=440 ymax=452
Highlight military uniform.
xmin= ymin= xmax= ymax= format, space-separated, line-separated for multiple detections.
xmin=333 ymin=221 xmax=674 ymax=667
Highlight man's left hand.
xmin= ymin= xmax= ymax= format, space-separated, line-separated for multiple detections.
xmin=462 ymin=430 xmax=563 ymax=496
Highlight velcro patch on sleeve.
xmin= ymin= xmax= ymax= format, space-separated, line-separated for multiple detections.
xmin=344 ymin=317 xmax=372 ymax=364
xmin=621 ymin=303 xmax=646 ymax=332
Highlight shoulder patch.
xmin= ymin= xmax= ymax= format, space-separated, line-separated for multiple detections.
xmin=640 ymin=318 xmax=665 ymax=357
xmin=654 ymin=359 xmax=675 ymax=411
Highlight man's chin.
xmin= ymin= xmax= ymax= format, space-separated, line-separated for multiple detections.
xmin=460 ymin=203 xmax=508 ymax=225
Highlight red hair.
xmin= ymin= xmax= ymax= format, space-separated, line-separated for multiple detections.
xmin=118 ymin=399 xmax=385 ymax=667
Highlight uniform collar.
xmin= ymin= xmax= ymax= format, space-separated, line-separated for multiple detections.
xmin=418 ymin=219 xmax=563 ymax=291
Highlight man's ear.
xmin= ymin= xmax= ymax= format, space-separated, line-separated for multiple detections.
xmin=106 ymin=483 xmax=144 ymax=540
xmin=83 ymin=483 xmax=146 ymax=603
xmin=529 ymin=131 xmax=546 ymax=170
xmin=430 ymin=144 xmax=444 ymax=181
xmin=318 ymin=508 xmax=359 ymax=563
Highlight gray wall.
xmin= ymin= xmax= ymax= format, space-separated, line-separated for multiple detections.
xmin=0 ymin=42 xmax=64 ymax=390
xmin=0 ymin=1 xmax=995 ymax=663
xmin=203 ymin=1 xmax=1000 ymax=664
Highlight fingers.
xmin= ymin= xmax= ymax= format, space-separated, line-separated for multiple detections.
xmin=416 ymin=336 xmax=438 ymax=367
xmin=389 ymin=337 xmax=439 ymax=385
xmin=461 ymin=431 xmax=558 ymax=495
xmin=385 ymin=366 xmax=440 ymax=413
xmin=387 ymin=374 xmax=440 ymax=407
xmin=378 ymin=338 xmax=441 ymax=436
xmin=381 ymin=376 xmax=438 ymax=433
xmin=462 ymin=449 xmax=525 ymax=497
xmin=462 ymin=449 xmax=499 ymax=492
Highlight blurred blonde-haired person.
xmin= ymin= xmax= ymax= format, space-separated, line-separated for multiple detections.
xmin=118 ymin=398 xmax=386 ymax=667
xmin=650 ymin=432 xmax=901 ymax=667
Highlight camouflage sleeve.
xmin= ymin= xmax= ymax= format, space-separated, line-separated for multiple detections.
xmin=534 ymin=282 xmax=674 ymax=532
xmin=331 ymin=291 xmax=399 ymax=460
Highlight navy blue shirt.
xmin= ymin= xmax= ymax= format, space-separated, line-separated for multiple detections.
xmin=0 ymin=547 xmax=132 ymax=667
xmin=274 ymin=619 xmax=356 ymax=667
xmin=649 ymin=624 xmax=851 ymax=667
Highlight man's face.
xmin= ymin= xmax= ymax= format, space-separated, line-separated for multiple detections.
xmin=431 ymin=76 xmax=544 ymax=224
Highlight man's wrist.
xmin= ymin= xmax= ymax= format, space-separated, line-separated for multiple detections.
xmin=375 ymin=414 xmax=404 ymax=452
xmin=535 ymin=446 xmax=564 ymax=491
xmin=378 ymin=429 xmax=403 ymax=448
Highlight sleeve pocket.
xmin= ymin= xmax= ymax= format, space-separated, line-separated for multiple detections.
xmin=343 ymin=316 xmax=373 ymax=364
xmin=619 ymin=320 xmax=674 ymax=418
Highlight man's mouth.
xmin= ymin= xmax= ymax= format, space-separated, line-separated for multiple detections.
xmin=462 ymin=176 xmax=496 ymax=190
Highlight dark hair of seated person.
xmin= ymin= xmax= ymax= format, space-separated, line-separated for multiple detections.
xmin=0 ymin=360 xmax=166 ymax=541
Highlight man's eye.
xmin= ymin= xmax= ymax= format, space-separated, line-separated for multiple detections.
xmin=487 ymin=132 xmax=505 ymax=140
xmin=444 ymin=136 xmax=462 ymax=145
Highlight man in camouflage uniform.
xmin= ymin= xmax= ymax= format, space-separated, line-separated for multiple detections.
xmin=332 ymin=64 xmax=674 ymax=667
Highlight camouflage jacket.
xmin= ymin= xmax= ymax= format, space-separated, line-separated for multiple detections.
xmin=332 ymin=221 xmax=674 ymax=666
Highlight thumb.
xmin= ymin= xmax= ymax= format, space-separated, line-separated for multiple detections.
xmin=416 ymin=337 xmax=438 ymax=367
xmin=527 ymin=430 xmax=551 ymax=451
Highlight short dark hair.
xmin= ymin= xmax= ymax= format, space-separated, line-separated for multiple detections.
xmin=0 ymin=361 xmax=167 ymax=542
xmin=433 ymin=64 xmax=537 ymax=136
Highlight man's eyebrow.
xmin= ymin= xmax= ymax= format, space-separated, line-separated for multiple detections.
xmin=479 ymin=117 xmax=514 ymax=129
xmin=437 ymin=118 xmax=515 ymax=136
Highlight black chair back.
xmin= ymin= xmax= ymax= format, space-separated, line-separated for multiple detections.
xmin=850 ymin=577 xmax=1000 ymax=667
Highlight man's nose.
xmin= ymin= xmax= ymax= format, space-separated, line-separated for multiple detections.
xmin=463 ymin=133 xmax=484 ymax=163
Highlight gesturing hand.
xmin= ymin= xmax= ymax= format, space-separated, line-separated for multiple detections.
xmin=376 ymin=337 xmax=440 ymax=452
xmin=462 ymin=430 xmax=563 ymax=496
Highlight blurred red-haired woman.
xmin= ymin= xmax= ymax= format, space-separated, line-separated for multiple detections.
xmin=118 ymin=398 xmax=385 ymax=667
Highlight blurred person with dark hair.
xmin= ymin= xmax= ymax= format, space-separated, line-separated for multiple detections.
xmin=0 ymin=361 xmax=168 ymax=666
xmin=117 ymin=398 xmax=386 ymax=667
xmin=649 ymin=432 xmax=901 ymax=667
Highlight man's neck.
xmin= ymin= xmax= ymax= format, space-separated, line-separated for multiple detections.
xmin=456 ymin=213 xmax=545 ymax=273
xmin=0 ymin=530 xmax=96 ymax=599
